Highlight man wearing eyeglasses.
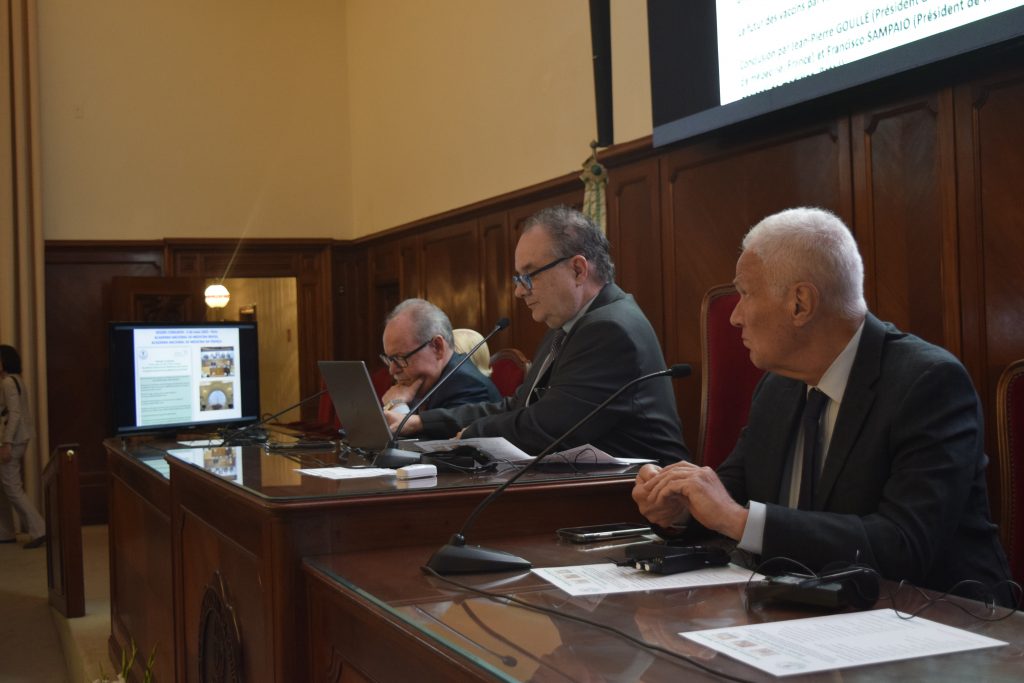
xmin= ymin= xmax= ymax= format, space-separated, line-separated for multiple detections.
xmin=379 ymin=299 xmax=500 ymax=416
xmin=388 ymin=205 xmax=689 ymax=465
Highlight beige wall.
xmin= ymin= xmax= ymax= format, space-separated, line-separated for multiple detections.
xmin=37 ymin=0 xmax=651 ymax=242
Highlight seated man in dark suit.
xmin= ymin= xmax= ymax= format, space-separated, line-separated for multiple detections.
xmin=387 ymin=206 xmax=689 ymax=465
xmin=379 ymin=299 xmax=500 ymax=414
xmin=633 ymin=207 xmax=1013 ymax=604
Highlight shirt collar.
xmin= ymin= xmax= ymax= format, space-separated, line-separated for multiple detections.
xmin=814 ymin=319 xmax=866 ymax=403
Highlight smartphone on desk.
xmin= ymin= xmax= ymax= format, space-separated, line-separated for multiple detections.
xmin=556 ymin=522 xmax=651 ymax=543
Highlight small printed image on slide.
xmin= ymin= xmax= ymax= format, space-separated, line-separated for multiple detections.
xmin=201 ymin=346 xmax=236 ymax=378
xmin=200 ymin=381 xmax=234 ymax=411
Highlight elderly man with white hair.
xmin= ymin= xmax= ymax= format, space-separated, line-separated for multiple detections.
xmin=633 ymin=207 xmax=1013 ymax=605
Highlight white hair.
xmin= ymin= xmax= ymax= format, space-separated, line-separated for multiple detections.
xmin=742 ymin=207 xmax=867 ymax=319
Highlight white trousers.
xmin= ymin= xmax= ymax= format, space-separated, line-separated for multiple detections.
xmin=0 ymin=442 xmax=46 ymax=540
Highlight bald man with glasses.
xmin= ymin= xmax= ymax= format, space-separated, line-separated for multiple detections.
xmin=388 ymin=206 xmax=689 ymax=465
xmin=379 ymin=299 xmax=500 ymax=417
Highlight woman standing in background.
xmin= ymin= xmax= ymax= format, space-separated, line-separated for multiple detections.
xmin=0 ymin=345 xmax=46 ymax=549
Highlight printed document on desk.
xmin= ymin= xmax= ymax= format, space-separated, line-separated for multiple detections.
xmin=411 ymin=438 xmax=654 ymax=466
xmin=533 ymin=563 xmax=758 ymax=596
xmin=682 ymin=609 xmax=1006 ymax=677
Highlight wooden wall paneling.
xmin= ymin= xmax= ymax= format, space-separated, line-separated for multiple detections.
xmin=420 ymin=219 xmax=482 ymax=332
xmin=851 ymin=91 xmax=959 ymax=352
xmin=44 ymin=243 xmax=165 ymax=523
xmin=659 ymin=123 xmax=850 ymax=449
xmin=400 ymin=240 xmax=420 ymax=301
xmin=107 ymin=454 xmax=174 ymax=682
xmin=333 ymin=244 xmax=372 ymax=364
xmin=506 ymin=190 xmax=584 ymax=358
xmin=368 ymin=242 xmax=401 ymax=357
xmin=478 ymin=211 xmax=512 ymax=342
xmin=955 ymin=65 xmax=1024 ymax=525
xmin=606 ymin=156 xmax=665 ymax=343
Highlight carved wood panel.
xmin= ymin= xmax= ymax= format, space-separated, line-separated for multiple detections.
xmin=607 ymin=156 xmax=665 ymax=342
xmin=852 ymin=93 xmax=958 ymax=352
xmin=956 ymin=67 xmax=1024 ymax=522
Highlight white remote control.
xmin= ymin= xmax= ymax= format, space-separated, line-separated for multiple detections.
xmin=396 ymin=463 xmax=438 ymax=479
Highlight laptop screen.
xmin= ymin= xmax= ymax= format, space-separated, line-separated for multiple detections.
xmin=318 ymin=361 xmax=393 ymax=451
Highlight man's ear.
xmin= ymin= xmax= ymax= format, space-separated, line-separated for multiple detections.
xmin=570 ymin=254 xmax=589 ymax=283
xmin=791 ymin=282 xmax=819 ymax=326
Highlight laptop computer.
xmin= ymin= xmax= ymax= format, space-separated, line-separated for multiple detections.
xmin=318 ymin=360 xmax=393 ymax=451
xmin=318 ymin=360 xmax=419 ymax=466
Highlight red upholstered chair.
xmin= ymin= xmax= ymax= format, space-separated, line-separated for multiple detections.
xmin=370 ymin=365 xmax=392 ymax=400
xmin=996 ymin=359 xmax=1024 ymax=584
xmin=490 ymin=348 xmax=531 ymax=398
xmin=697 ymin=284 xmax=765 ymax=469
xmin=316 ymin=380 xmax=341 ymax=432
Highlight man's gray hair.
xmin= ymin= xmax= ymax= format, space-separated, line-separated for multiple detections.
xmin=524 ymin=205 xmax=615 ymax=284
xmin=742 ymin=207 xmax=868 ymax=320
xmin=386 ymin=299 xmax=454 ymax=346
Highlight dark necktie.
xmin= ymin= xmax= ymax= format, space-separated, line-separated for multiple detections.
xmin=798 ymin=388 xmax=828 ymax=510
xmin=526 ymin=330 xmax=566 ymax=406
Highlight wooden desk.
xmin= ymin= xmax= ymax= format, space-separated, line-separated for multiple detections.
xmin=104 ymin=438 xmax=645 ymax=682
xmin=304 ymin=535 xmax=1024 ymax=682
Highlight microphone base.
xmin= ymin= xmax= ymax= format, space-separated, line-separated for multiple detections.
xmin=372 ymin=447 xmax=421 ymax=469
xmin=425 ymin=540 xmax=532 ymax=575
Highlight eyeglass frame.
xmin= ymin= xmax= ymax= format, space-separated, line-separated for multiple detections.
xmin=379 ymin=338 xmax=433 ymax=369
xmin=512 ymin=255 xmax=572 ymax=291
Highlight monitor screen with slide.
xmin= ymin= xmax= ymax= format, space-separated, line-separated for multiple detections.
xmin=109 ymin=321 xmax=261 ymax=436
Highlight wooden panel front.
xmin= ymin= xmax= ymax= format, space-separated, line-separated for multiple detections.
xmin=607 ymin=156 xmax=665 ymax=342
xmin=660 ymin=123 xmax=850 ymax=448
xmin=852 ymin=92 xmax=958 ymax=352
xmin=167 ymin=449 xmax=640 ymax=683
xmin=106 ymin=446 xmax=174 ymax=682
xmin=956 ymin=67 xmax=1024 ymax=520
xmin=45 ymin=244 xmax=165 ymax=523
xmin=421 ymin=219 xmax=483 ymax=332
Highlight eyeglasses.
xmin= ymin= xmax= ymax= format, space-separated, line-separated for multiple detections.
xmin=512 ymin=256 xmax=570 ymax=291
xmin=379 ymin=339 xmax=432 ymax=369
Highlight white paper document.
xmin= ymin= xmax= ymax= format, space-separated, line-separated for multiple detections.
xmin=410 ymin=437 xmax=654 ymax=466
xmin=411 ymin=437 xmax=533 ymax=461
xmin=682 ymin=608 xmax=1007 ymax=677
xmin=532 ymin=563 xmax=759 ymax=596
xmin=298 ymin=467 xmax=396 ymax=480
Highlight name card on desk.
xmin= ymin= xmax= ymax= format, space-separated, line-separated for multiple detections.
xmin=683 ymin=609 xmax=1006 ymax=677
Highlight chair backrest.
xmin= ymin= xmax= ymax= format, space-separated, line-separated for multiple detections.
xmin=490 ymin=348 xmax=531 ymax=398
xmin=370 ymin=365 xmax=392 ymax=401
xmin=697 ymin=284 xmax=765 ymax=469
xmin=996 ymin=359 xmax=1024 ymax=584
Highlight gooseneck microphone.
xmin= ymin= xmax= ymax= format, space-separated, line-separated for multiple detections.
xmin=373 ymin=317 xmax=510 ymax=468
xmin=218 ymin=389 xmax=328 ymax=446
xmin=425 ymin=363 xmax=692 ymax=574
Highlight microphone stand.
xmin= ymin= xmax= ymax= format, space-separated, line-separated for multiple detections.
xmin=424 ymin=363 xmax=692 ymax=574
xmin=219 ymin=389 xmax=328 ymax=447
xmin=374 ymin=318 xmax=510 ymax=468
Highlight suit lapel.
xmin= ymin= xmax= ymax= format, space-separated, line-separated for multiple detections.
xmin=816 ymin=314 xmax=885 ymax=506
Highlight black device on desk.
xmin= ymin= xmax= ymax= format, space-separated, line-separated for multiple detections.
xmin=557 ymin=522 xmax=651 ymax=543
xmin=623 ymin=543 xmax=730 ymax=575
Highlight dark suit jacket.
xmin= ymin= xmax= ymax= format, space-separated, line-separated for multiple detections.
xmin=419 ymin=284 xmax=689 ymax=464
xmin=717 ymin=314 xmax=1011 ymax=601
xmin=421 ymin=353 xmax=500 ymax=411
